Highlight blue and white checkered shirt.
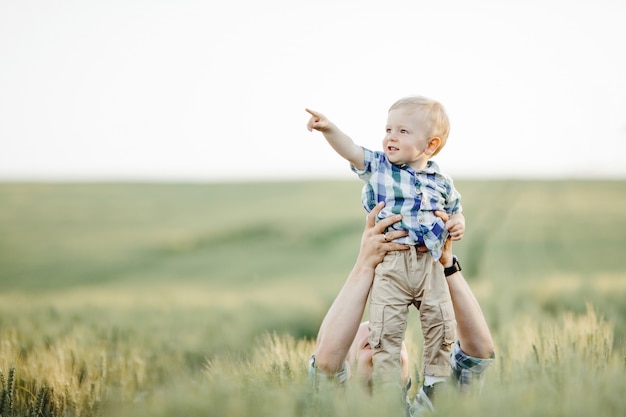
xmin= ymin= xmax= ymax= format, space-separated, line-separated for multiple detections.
xmin=351 ymin=147 xmax=462 ymax=261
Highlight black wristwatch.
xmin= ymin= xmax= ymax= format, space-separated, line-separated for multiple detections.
xmin=444 ymin=255 xmax=462 ymax=277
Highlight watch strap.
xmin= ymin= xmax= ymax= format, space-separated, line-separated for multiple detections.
xmin=444 ymin=256 xmax=461 ymax=277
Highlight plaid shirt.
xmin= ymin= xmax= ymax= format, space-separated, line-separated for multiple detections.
xmin=351 ymin=147 xmax=462 ymax=261
xmin=450 ymin=340 xmax=495 ymax=392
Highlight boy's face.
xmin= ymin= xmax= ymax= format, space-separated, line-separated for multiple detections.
xmin=383 ymin=106 xmax=431 ymax=169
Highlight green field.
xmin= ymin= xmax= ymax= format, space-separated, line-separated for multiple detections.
xmin=1 ymin=180 xmax=625 ymax=416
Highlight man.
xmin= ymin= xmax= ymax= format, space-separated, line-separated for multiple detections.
xmin=309 ymin=201 xmax=495 ymax=413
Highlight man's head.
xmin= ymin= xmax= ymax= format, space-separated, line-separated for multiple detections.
xmin=347 ymin=322 xmax=410 ymax=387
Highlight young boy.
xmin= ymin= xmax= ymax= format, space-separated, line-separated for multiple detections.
xmin=306 ymin=96 xmax=465 ymax=398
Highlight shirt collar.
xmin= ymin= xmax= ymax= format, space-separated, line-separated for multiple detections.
xmin=396 ymin=160 xmax=440 ymax=174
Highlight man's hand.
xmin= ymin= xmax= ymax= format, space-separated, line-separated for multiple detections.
xmin=439 ymin=238 xmax=453 ymax=268
xmin=434 ymin=210 xmax=454 ymax=267
xmin=358 ymin=202 xmax=409 ymax=269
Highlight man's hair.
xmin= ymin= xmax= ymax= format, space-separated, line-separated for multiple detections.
xmin=389 ymin=96 xmax=450 ymax=156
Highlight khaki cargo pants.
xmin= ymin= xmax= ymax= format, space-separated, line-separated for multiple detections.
xmin=368 ymin=246 xmax=457 ymax=383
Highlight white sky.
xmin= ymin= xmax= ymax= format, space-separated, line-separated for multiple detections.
xmin=1 ymin=0 xmax=625 ymax=181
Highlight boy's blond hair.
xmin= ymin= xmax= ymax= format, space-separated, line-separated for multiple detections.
xmin=389 ymin=96 xmax=450 ymax=156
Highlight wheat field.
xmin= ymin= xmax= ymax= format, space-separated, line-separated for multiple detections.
xmin=0 ymin=180 xmax=625 ymax=416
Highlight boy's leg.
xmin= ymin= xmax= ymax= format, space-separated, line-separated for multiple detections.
xmin=369 ymin=251 xmax=413 ymax=385
xmin=416 ymin=252 xmax=456 ymax=381
xmin=409 ymin=253 xmax=456 ymax=416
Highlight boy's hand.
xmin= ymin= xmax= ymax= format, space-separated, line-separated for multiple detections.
xmin=306 ymin=108 xmax=331 ymax=132
xmin=305 ymin=107 xmax=365 ymax=170
xmin=434 ymin=211 xmax=465 ymax=241
xmin=447 ymin=212 xmax=465 ymax=241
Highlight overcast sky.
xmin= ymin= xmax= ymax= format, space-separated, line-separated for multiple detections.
xmin=1 ymin=0 xmax=625 ymax=181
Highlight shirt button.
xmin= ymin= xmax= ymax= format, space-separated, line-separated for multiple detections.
xmin=418 ymin=217 xmax=424 ymax=223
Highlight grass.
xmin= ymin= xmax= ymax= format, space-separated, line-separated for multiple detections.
xmin=0 ymin=179 xmax=625 ymax=416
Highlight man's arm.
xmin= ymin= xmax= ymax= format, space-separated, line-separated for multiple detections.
xmin=306 ymin=108 xmax=365 ymax=170
xmin=313 ymin=202 xmax=408 ymax=374
xmin=437 ymin=232 xmax=495 ymax=359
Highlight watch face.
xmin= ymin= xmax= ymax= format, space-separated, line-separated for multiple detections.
xmin=454 ymin=259 xmax=461 ymax=272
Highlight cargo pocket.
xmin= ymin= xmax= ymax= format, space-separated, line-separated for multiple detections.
xmin=369 ymin=303 xmax=385 ymax=349
xmin=440 ymin=300 xmax=457 ymax=346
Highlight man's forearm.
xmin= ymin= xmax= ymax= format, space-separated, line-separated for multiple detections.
xmin=313 ymin=263 xmax=374 ymax=373
xmin=446 ymin=271 xmax=494 ymax=359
